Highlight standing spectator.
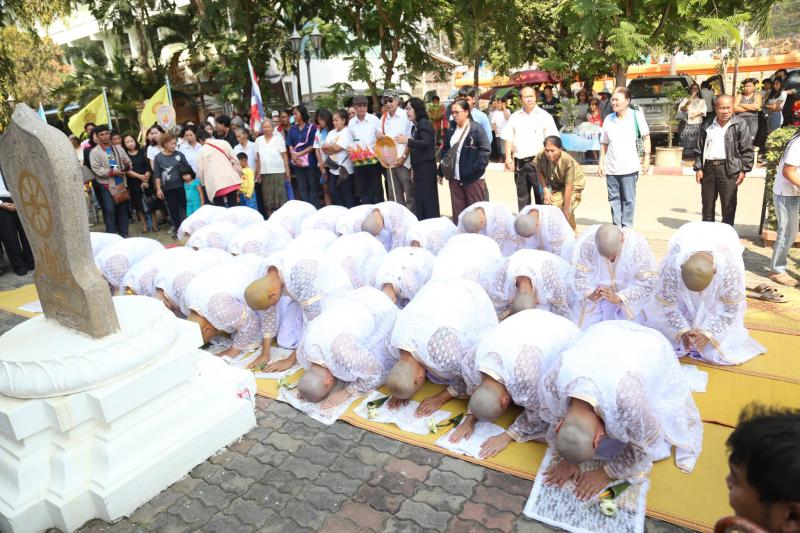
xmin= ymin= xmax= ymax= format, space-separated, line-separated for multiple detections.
xmin=536 ymin=136 xmax=585 ymax=230
xmin=287 ymin=104 xmax=321 ymax=208
xmin=349 ymin=95 xmax=384 ymax=204
xmin=236 ymin=152 xmax=258 ymax=210
xmin=774 ymin=68 xmax=799 ymax=128
xmin=734 ymin=79 xmax=762 ymax=148
xmin=700 ymin=80 xmax=716 ymax=119
xmin=379 ymin=90 xmax=415 ymax=211
xmin=153 ymin=133 xmax=189 ymax=238
xmin=540 ymin=85 xmax=562 ymax=129
xmin=123 ymin=134 xmax=153 ymax=233
xmin=439 ymin=99 xmax=491 ymax=219
xmin=314 ymin=108 xmax=335 ymax=206
xmin=769 ymin=130 xmax=800 ymax=286
xmin=270 ymin=110 xmax=280 ymax=129
xmin=234 ymin=128 xmax=261 ymax=212
xmin=347 ymin=107 xmax=356 ymax=120
xmin=490 ymin=97 xmax=510 ymax=161
xmin=598 ymin=87 xmax=651 ymax=228
xmin=586 ymin=98 xmax=603 ymax=126
xmin=70 ymin=135 xmax=83 ymax=163
xmin=214 ymin=114 xmax=239 ymax=148
xmin=90 ymin=125 xmax=132 ymax=237
xmin=320 ymin=109 xmax=356 ymax=208
xmin=597 ymin=89 xmax=613 ymax=119
xmin=255 ymin=119 xmax=290 ymax=217
xmin=460 ymin=87 xmax=492 ymax=143
xmin=0 ymin=168 xmax=34 ymax=276
xmin=201 ymin=122 xmax=215 ymax=139
xmin=694 ymin=95 xmax=753 ymax=226
xmin=196 ymin=129 xmax=242 ymax=207
xmin=574 ymin=90 xmax=589 ymax=127
xmin=431 ymin=94 xmax=449 ymax=150
xmin=396 ymin=97 xmax=439 ymax=219
xmin=760 ymin=78 xmax=773 ymax=102
xmin=145 ymin=125 xmax=164 ymax=168
xmin=277 ymin=109 xmax=292 ymax=136
xmin=110 ymin=130 xmax=123 ymax=147
xmin=81 ymin=122 xmax=96 ymax=149
xmin=501 ymin=86 xmax=560 ymax=210
xmin=766 ymin=78 xmax=788 ymax=134
xmin=679 ymin=84 xmax=708 ymax=159
xmin=179 ymin=125 xmax=203 ymax=174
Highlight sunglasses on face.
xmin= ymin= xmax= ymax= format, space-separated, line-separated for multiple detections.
xmin=382 ymin=97 xmax=394 ymax=103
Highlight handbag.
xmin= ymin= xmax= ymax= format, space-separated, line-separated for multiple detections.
xmin=440 ymin=125 xmax=469 ymax=180
xmin=293 ymin=125 xmax=313 ymax=167
xmin=632 ymin=108 xmax=644 ymax=158
xmin=108 ymin=180 xmax=129 ymax=204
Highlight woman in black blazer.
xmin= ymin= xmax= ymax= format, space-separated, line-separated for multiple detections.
xmin=395 ymin=97 xmax=439 ymax=219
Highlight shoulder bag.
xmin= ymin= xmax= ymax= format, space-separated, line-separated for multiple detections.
xmin=440 ymin=125 xmax=469 ymax=180
xmin=108 ymin=146 xmax=130 ymax=204
xmin=293 ymin=126 xmax=313 ymax=168
xmin=632 ymin=108 xmax=644 ymax=158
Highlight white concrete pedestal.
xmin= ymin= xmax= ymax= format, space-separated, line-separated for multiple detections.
xmin=0 ymin=297 xmax=256 ymax=533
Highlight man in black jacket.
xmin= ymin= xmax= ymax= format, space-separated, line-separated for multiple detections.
xmin=694 ymin=95 xmax=754 ymax=226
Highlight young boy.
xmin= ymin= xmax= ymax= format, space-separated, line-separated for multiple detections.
xmin=183 ymin=169 xmax=204 ymax=217
xmin=726 ymin=404 xmax=800 ymax=532
xmin=236 ymin=152 xmax=258 ymax=210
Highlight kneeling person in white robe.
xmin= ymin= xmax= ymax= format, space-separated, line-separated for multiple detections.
xmin=450 ymin=310 xmax=581 ymax=458
xmin=360 ymin=201 xmax=418 ymax=251
xmin=385 ymin=280 xmax=498 ymax=416
xmin=500 ymin=249 xmax=577 ymax=321
xmin=375 ymin=246 xmax=435 ymax=308
xmin=514 ymin=205 xmax=575 ymax=260
xmin=541 ymin=321 xmax=703 ymax=500
xmin=326 ymin=232 xmax=387 ymax=288
xmin=295 ymin=287 xmax=398 ymax=409
xmin=572 ymin=223 xmax=657 ymax=328
xmin=650 ymin=221 xmax=765 ymax=365
xmin=405 ymin=217 xmax=458 ymax=255
xmin=458 ymin=201 xmax=522 ymax=257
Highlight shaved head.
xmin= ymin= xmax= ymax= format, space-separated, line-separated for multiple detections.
xmin=510 ymin=291 xmax=536 ymax=315
xmin=410 ymin=239 xmax=421 ymax=248
xmin=468 ymin=378 xmax=511 ymax=421
xmin=244 ymin=267 xmax=282 ymax=310
xmin=595 ymin=224 xmax=623 ymax=260
xmin=297 ymin=364 xmax=335 ymax=402
xmin=462 ymin=208 xmax=485 ymax=233
xmin=382 ymin=283 xmax=398 ymax=305
xmin=681 ymin=252 xmax=714 ymax=292
xmin=187 ymin=310 xmax=219 ymax=344
xmin=361 ymin=209 xmax=384 ymax=236
xmin=386 ymin=350 xmax=425 ymax=399
xmin=555 ymin=414 xmax=596 ymax=463
xmin=514 ymin=212 xmax=539 ymax=238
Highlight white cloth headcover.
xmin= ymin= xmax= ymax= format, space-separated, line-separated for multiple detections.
xmin=268 ymin=200 xmax=317 ymax=237
xmin=122 ymin=246 xmax=194 ymax=296
xmin=186 ymin=221 xmax=240 ymax=250
xmin=326 ymin=232 xmax=387 ymax=288
xmin=177 ymin=204 xmax=226 ymax=239
xmin=300 ymin=205 xmax=349 ymax=234
xmin=405 ymin=217 xmax=459 ymax=255
xmin=227 ymin=220 xmax=293 ymax=257
xmin=374 ymin=246 xmax=435 ymax=304
xmin=217 ymin=205 xmax=265 ymax=227
xmin=96 ymin=237 xmax=165 ymax=291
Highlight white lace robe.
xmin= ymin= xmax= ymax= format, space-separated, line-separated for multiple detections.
xmin=519 ymin=205 xmax=576 ymax=260
xmin=405 ymin=217 xmax=459 ymax=255
xmin=217 ymin=205 xmax=264 ymax=227
xmin=326 ymin=232 xmax=387 ymax=288
xmin=389 ymin=279 xmax=499 ymax=397
xmin=90 ymin=232 xmax=123 ymax=263
xmin=186 ymin=221 xmax=241 ymax=251
xmin=337 ymin=202 xmax=418 ymax=251
xmin=154 ymin=247 xmax=232 ymax=315
xmin=183 ymin=262 xmax=263 ymax=351
xmin=457 ymin=201 xmax=523 ymax=257
xmin=299 ymin=205 xmax=349 ymax=234
xmin=227 ymin=221 xmax=293 ymax=257
xmin=648 ymin=221 xmax=765 ymax=365
xmin=572 ymin=225 xmax=657 ymax=328
xmin=122 ymin=246 xmax=194 ymax=296
xmin=336 ymin=204 xmax=376 ymax=235
xmin=286 ymin=228 xmax=338 ymax=254
xmin=297 ymin=287 xmax=398 ymax=395
xmin=177 ymin=204 xmax=226 ymax=239
xmin=268 ymin=200 xmax=317 ymax=237
xmin=463 ymin=310 xmax=581 ymax=441
xmin=499 ymin=249 xmax=578 ymax=322
xmin=374 ymin=246 xmax=436 ymax=307
xmin=431 ymin=233 xmax=508 ymax=315
xmin=96 ymin=237 xmax=165 ymax=292
xmin=539 ymin=321 xmax=703 ymax=479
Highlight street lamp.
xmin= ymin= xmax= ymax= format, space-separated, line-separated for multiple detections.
xmin=310 ymin=26 xmax=323 ymax=51
xmin=288 ymin=25 xmax=323 ymax=105
xmin=289 ymin=26 xmax=302 ymax=54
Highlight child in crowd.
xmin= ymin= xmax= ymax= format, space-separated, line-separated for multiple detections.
xmin=183 ymin=170 xmax=204 ymax=217
xmin=237 ymin=152 xmax=258 ymax=210
xmin=725 ymin=403 xmax=800 ymax=533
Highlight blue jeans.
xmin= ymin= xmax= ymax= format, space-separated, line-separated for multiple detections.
xmin=294 ymin=165 xmax=321 ymax=208
xmin=606 ymin=172 xmax=638 ymax=227
xmin=99 ymin=185 xmax=130 ymax=237
xmin=770 ymin=194 xmax=800 ymax=273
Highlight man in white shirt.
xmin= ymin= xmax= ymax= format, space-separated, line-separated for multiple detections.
xmin=461 ymin=87 xmax=493 ymax=143
xmin=348 ymin=95 xmax=384 ymax=204
xmin=769 ymin=131 xmax=800 ymax=286
xmin=693 ymin=95 xmax=754 ymax=226
xmin=501 ymin=86 xmax=560 ymax=210
xmin=490 ymin=97 xmax=510 ymax=160
xmin=378 ymin=90 xmax=415 ymax=212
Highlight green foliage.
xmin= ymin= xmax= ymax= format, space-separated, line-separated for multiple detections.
xmin=763 ymin=126 xmax=799 ymax=231
xmin=663 ymin=84 xmax=689 ymax=148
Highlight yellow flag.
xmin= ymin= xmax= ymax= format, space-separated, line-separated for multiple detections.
xmin=139 ymin=85 xmax=169 ymax=141
xmin=67 ymin=93 xmax=108 ymax=137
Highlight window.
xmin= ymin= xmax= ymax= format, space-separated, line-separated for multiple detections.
xmin=629 ymin=78 xmax=688 ymax=99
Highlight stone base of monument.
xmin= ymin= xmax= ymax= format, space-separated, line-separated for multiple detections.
xmin=0 ymin=296 xmax=257 ymax=533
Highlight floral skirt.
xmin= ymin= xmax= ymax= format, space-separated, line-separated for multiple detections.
xmin=261 ymin=173 xmax=288 ymax=213
xmin=681 ymin=123 xmax=701 ymax=156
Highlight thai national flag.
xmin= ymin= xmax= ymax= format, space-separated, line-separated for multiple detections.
xmin=248 ymin=59 xmax=265 ymax=133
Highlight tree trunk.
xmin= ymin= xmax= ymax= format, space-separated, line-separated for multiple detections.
xmin=613 ymin=61 xmax=627 ymax=89
xmin=473 ymin=49 xmax=481 ymax=89
xmin=294 ymin=62 xmax=302 ymax=104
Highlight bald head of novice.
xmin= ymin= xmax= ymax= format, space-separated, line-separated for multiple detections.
xmin=510 ymin=291 xmax=537 ymax=315
xmin=297 ymin=363 xmax=336 ymax=403
xmin=468 ymin=375 xmax=511 ymax=422
xmin=382 ymin=283 xmax=399 ymax=305
xmin=462 ymin=208 xmax=486 ymax=233
xmin=555 ymin=413 xmax=598 ymax=463
xmin=514 ymin=211 xmax=540 ymax=238
xmin=386 ymin=349 xmax=426 ymax=400
xmin=681 ymin=252 xmax=715 ymax=292
xmin=187 ymin=310 xmax=220 ymax=344
xmin=361 ymin=209 xmax=384 ymax=236
xmin=595 ymin=223 xmax=623 ymax=261
xmin=244 ymin=266 xmax=282 ymax=310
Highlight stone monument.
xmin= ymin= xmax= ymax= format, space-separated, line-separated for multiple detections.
xmin=0 ymin=105 xmax=257 ymax=533
xmin=0 ymin=105 xmax=118 ymax=337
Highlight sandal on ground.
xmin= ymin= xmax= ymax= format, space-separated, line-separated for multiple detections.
xmin=747 ymin=286 xmax=788 ymax=303
xmin=747 ymin=283 xmax=771 ymax=294
xmin=768 ymin=272 xmax=798 ymax=287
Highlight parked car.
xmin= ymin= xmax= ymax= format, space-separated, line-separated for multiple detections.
xmin=775 ymin=68 xmax=800 ymax=126
xmin=628 ymin=75 xmax=694 ymax=139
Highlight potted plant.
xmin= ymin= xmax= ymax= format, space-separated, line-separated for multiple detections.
xmin=654 ymin=84 xmax=688 ymax=169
